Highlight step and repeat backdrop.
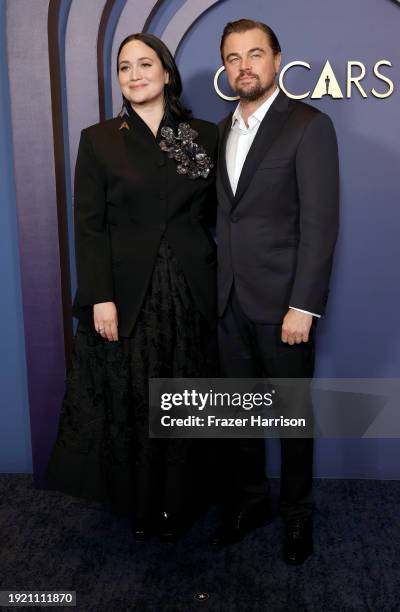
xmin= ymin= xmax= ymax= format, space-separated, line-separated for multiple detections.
xmin=1 ymin=0 xmax=400 ymax=482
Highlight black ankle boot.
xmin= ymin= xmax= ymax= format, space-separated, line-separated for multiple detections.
xmin=158 ymin=511 xmax=188 ymax=543
xmin=130 ymin=516 xmax=152 ymax=542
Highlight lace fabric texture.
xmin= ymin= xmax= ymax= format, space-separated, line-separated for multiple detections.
xmin=45 ymin=238 xmax=217 ymax=514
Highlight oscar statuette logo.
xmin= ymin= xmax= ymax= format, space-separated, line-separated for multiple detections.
xmin=214 ymin=60 xmax=395 ymax=101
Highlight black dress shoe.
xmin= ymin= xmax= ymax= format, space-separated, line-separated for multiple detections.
xmin=283 ymin=517 xmax=313 ymax=565
xmin=210 ymin=504 xmax=273 ymax=547
xmin=130 ymin=517 xmax=152 ymax=542
xmin=158 ymin=511 xmax=189 ymax=543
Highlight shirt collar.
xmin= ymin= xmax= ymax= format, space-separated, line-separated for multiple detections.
xmin=231 ymin=86 xmax=280 ymax=130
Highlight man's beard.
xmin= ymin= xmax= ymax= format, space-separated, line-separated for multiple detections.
xmin=235 ymin=75 xmax=273 ymax=102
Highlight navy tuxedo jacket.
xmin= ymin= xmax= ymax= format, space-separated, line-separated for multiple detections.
xmin=216 ymin=90 xmax=339 ymax=321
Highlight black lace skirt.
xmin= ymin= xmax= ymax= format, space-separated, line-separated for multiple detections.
xmin=45 ymin=238 xmax=218 ymax=516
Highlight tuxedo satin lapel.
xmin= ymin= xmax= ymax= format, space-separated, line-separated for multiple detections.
xmin=120 ymin=112 xmax=160 ymax=167
xmin=233 ymin=93 xmax=291 ymax=207
xmin=121 ymin=123 xmax=139 ymax=169
xmin=218 ymin=114 xmax=235 ymax=204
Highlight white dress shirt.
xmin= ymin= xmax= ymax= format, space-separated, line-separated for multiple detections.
xmin=225 ymin=87 xmax=320 ymax=318
xmin=226 ymin=87 xmax=280 ymax=195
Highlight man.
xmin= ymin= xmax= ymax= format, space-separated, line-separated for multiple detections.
xmin=213 ymin=19 xmax=339 ymax=564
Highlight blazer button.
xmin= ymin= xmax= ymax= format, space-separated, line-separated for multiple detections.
xmin=231 ymin=215 xmax=240 ymax=223
xmin=157 ymin=158 xmax=166 ymax=167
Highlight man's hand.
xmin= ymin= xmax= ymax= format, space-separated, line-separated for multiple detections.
xmin=281 ymin=310 xmax=313 ymax=345
xmin=93 ymin=302 xmax=118 ymax=341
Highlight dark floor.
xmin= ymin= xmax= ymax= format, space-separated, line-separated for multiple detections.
xmin=0 ymin=476 xmax=399 ymax=611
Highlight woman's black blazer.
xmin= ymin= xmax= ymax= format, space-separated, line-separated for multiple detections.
xmin=72 ymin=110 xmax=218 ymax=337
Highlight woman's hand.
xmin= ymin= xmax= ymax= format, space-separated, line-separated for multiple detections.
xmin=93 ymin=302 xmax=119 ymax=341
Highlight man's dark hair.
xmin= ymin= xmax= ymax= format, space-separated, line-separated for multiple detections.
xmin=117 ymin=33 xmax=191 ymax=120
xmin=220 ymin=19 xmax=281 ymax=61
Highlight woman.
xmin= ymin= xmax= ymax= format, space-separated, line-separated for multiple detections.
xmin=45 ymin=33 xmax=218 ymax=542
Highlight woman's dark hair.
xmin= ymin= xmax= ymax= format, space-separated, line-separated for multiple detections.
xmin=117 ymin=33 xmax=191 ymax=120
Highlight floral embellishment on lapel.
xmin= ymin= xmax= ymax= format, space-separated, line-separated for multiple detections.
xmin=159 ymin=123 xmax=213 ymax=179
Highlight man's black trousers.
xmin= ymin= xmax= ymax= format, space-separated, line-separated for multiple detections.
xmin=217 ymin=288 xmax=315 ymax=521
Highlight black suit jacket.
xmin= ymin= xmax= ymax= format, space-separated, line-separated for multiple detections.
xmin=216 ymin=90 xmax=339 ymax=321
xmin=72 ymin=110 xmax=218 ymax=336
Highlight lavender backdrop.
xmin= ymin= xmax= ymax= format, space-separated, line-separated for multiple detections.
xmin=1 ymin=0 xmax=399 ymax=481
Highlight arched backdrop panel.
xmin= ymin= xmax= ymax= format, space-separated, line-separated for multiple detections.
xmin=2 ymin=0 xmax=400 ymax=482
